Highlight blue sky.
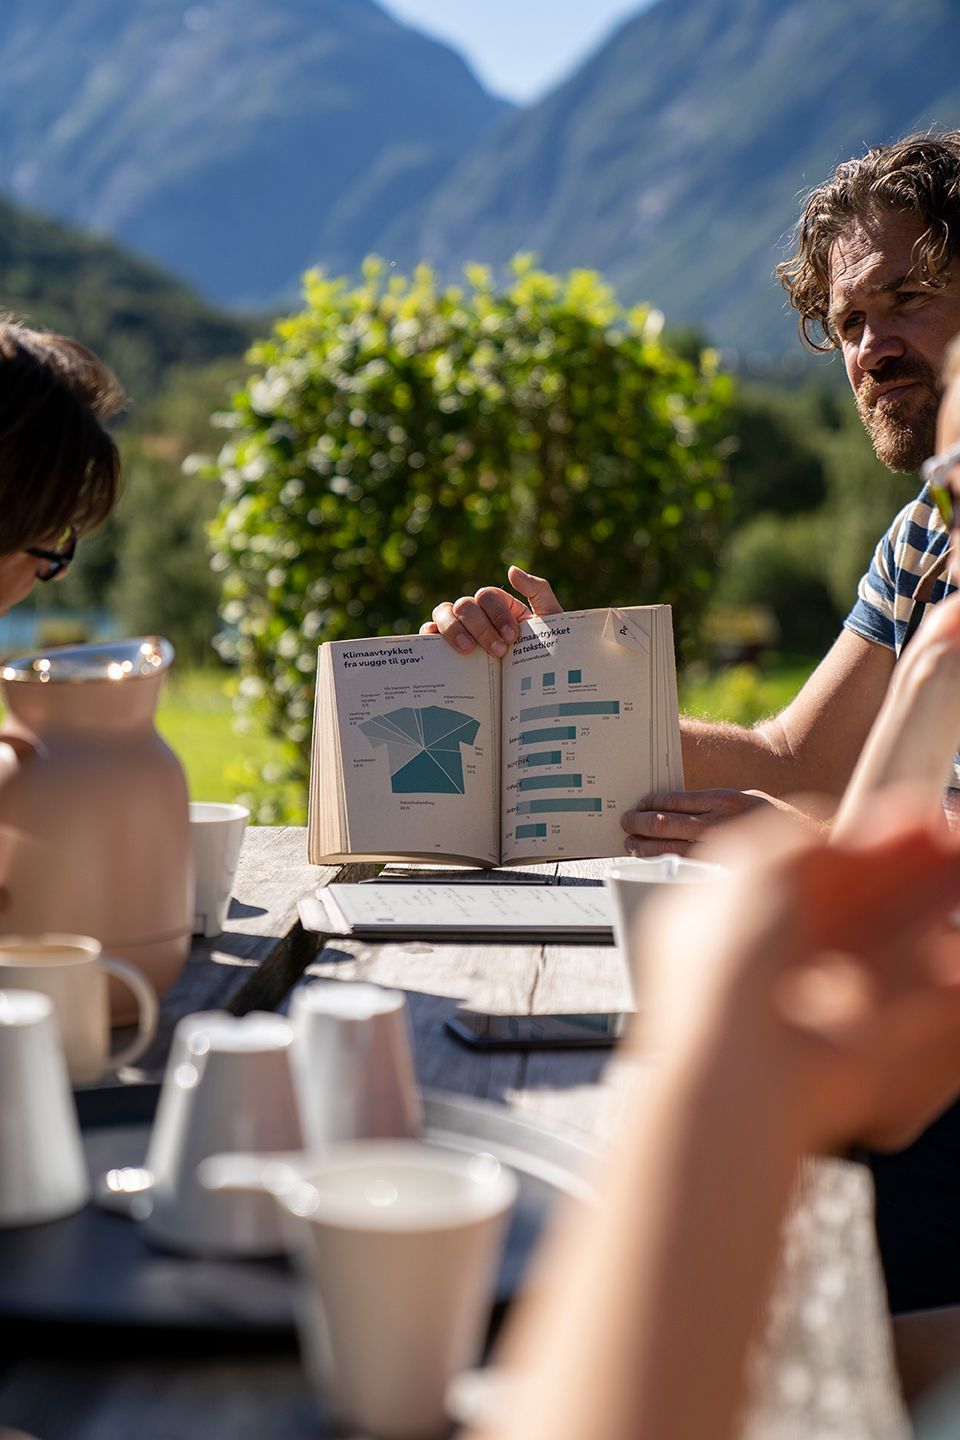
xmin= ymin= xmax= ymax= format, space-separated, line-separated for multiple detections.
xmin=376 ymin=0 xmax=655 ymax=104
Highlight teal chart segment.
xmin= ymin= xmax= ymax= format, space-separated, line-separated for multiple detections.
xmin=359 ymin=706 xmax=480 ymax=795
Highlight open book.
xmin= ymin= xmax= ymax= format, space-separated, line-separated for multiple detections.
xmin=307 ymin=606 xmax=683 ymax=867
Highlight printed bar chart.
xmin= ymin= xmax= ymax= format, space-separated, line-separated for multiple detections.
xmin=519 ymin=701 xmax=620 ymax=722
xmin=519 ymin=726 xmax=577 ymax=745
xmin=509 ymin=668 xmax=619 ymax=835
xmin=516 ymin=798 xmax=602 ymax=815
xmin=518 ymin=773 xmax=583 ymax=792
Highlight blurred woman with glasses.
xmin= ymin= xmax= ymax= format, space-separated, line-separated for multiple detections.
xmin=0 ymin=318 xmax=123 ymax=615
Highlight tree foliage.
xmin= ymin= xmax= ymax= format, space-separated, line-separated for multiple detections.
xmin=47 ymin=360 xmax=248 ymax=665
xmin=713 ymin=376 xmax=921 ymax=656
xmin=209 ymin=256 xmax=734 ymax=806
xmin=724 ymin=382 xmax=829 ymax=525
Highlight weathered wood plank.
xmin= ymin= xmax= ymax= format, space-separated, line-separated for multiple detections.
xmin=507 ymin=855 xmax=643 ymax=1138
xmin=290 ymin=847 xmax=630 ymax=1123
xmin=510 ymin=1049 xmax=644 ymax=1143
xmin=294 ymin=936 xmax=541 ymax=1106
xmin=129 ymin=829 xmax=379 ymax=1073
xmin=554 ymin=854 xmax=620 ymax=878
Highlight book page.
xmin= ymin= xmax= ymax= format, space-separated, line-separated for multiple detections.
xmin=500 ymin=606 xmax=682 ymax=863
xmin=312 ymin=634 xmax=500 ymax=865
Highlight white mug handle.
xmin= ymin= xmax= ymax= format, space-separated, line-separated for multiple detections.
xmin=99 ymin=956 xmax=159 ymax=1071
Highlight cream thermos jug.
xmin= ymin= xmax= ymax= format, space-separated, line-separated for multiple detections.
xmin=0 ymin=638 xmax=193 ymax=1021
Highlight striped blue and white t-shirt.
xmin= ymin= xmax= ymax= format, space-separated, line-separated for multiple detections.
xmin=845 ymin=484 xmax=956 ymax=658
xmin=846 ymin=484 xmax=960 ymax=801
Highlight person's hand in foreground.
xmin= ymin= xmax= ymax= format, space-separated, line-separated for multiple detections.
xmin=474 ymin=800 xmax=960 ymax=1440
xmin=646 ymin=799 xmax=960 ymax=1152
xmin=618 ymin=785 xmax=828 ymax=857
xmin=419 ymin=566 xmax=562 ymax=656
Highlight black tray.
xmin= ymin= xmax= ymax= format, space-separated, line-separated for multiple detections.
xmin=0 ymin=1082 xmax=594 ymax=1348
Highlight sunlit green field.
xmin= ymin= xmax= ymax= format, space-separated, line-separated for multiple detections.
xmin=156 ymin=659 xmax=816 ymax=814
xmin=156 ymin=669 xmax=288 ymax=803
xmin=679 ymin=658 xmax=814 ymax=727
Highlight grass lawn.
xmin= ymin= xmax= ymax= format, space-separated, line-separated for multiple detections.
xmin=156 ymin=657 xmax=818 ymax=815
xmin=156 ymin=669 xmax=289 ymax=804
xmin=679 ymin=656 xmax=815 ymax=726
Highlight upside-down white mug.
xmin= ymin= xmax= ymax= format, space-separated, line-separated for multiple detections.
xmin=0 ymin=988 xmax=90 ymax=1226
xmin=141 ymin=1009 xmax=303 ymax=1255
xmin=290 ymin=981 xmax=422 ymax=1150
xmin=0 ymin=934 xmax=158 ymax=1085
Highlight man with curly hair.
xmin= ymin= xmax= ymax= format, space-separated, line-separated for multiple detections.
xmin=427 ymin=132 xmax=960 ymax=851
xmin=777 ymin=134 xmax=960 ymax=653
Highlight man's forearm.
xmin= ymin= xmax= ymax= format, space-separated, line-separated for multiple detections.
xmin=680 ymin=716 xmax=809 ymax=796
xmin=676 ymin=632 xmax=897 ymax=804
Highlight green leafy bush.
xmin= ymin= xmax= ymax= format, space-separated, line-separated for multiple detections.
xmin=209 ymin=257 xmax=734 ymax=813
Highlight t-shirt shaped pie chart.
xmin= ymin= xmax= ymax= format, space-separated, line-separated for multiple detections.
xmin=359 ymin=705 xmax=480 ymax=795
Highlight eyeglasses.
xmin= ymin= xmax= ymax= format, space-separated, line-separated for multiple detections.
xmin=25 ymin=524 xmax=78 ymax=581
xmin=922 ymin=442 xmax=960 ymax=531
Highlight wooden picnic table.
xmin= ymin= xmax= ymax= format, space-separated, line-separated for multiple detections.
xmin=0 ymin=828 xmax=918 ymax=1438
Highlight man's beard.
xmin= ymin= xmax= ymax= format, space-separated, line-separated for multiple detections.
xmin=854 ymin=358 xmax=941 ymax=472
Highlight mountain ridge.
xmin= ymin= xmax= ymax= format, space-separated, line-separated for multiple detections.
xmin=0 ymin=0 xmax=508 ymax=307
xmin=0 ymin=188 xmax=251 ymax=398
xmin=4 ymin=0 xmax=960 ymax=354
xmin=413 ymin=0 xmax=960 ymax=354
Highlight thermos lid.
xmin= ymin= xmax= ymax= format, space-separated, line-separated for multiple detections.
xmin=1 ymin=636 xmax=173 ymax=684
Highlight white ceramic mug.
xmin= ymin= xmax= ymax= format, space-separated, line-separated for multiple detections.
xmin=203 ymin=1140 xmax=517 ymax=1440
xmin=141 ymin=1009 xmax=303 ymax=1255
xmin=0 ymin=988 xmax=90 ymax=1226
xmin=290 ymin=981 xmax=422 ymax=1150
xmin=0 ymin=934 xmax=158 ymax=1085
xmin=190 ymin=801 xmax=250 ymax=937
xmin=604 ymin=855 xmax=727 ymax=1009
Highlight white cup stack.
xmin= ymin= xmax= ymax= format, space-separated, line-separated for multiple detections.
xmin=190 ymin=980 xmax=516 ymax=1439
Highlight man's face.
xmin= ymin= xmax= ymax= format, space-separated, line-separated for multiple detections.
xmin=828 ymin=208 xmax=960 ymax=471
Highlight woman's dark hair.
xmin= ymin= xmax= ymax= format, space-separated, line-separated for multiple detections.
xmin=778 ymin=131 xmax=960 ymax=351
xmin=0 ymin=319 xmax=125 ymax=555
